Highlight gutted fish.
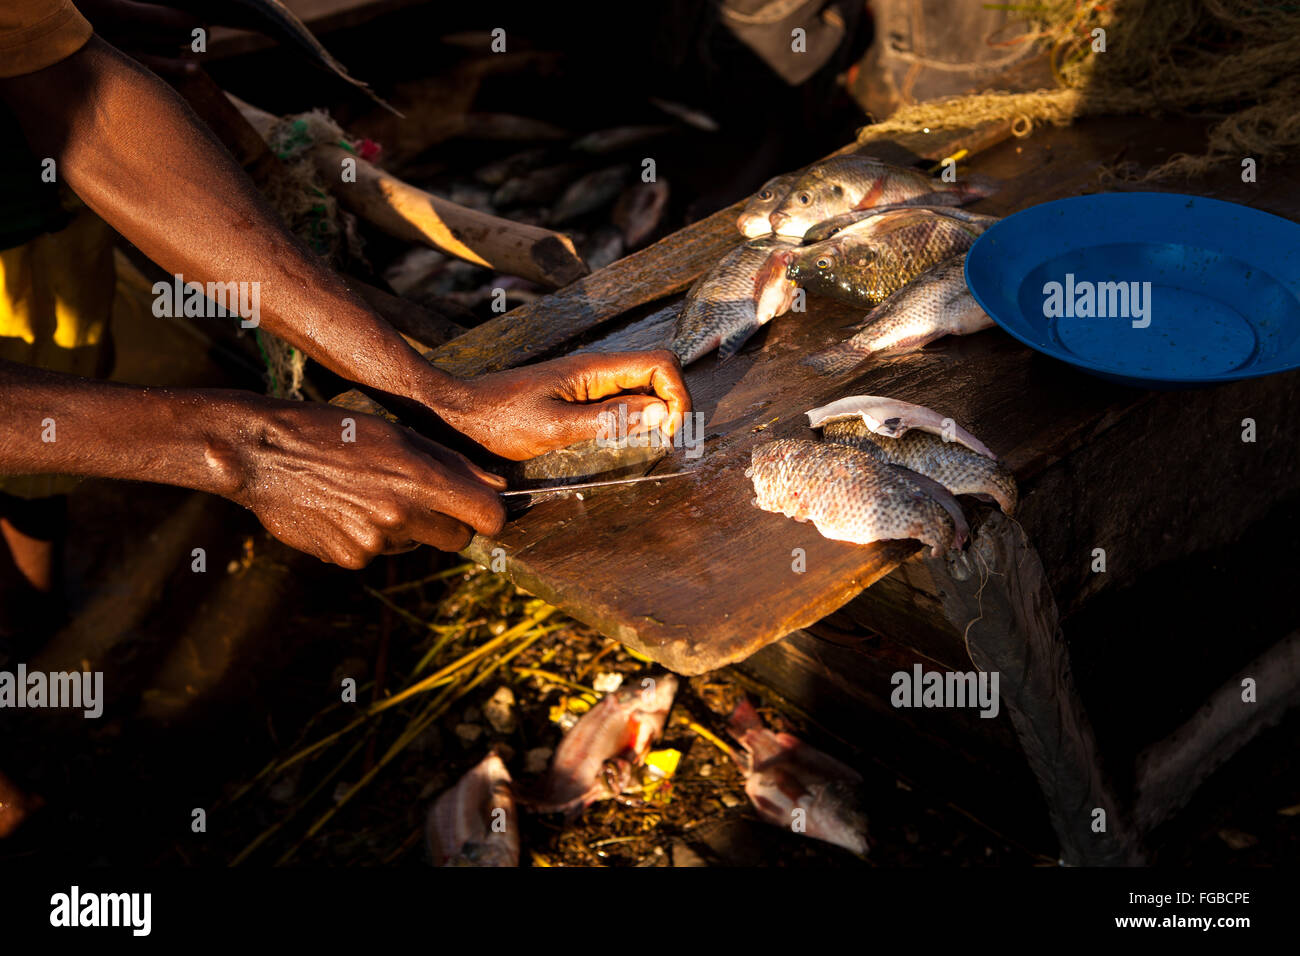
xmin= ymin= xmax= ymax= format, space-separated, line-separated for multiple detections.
xmin=728 ymin=700 xmax=869 ymax=856
xmin=669 ymin=237 xmax=800 ymax=364
xmin=746 ymin=438 xmax=965 ymax=556
xmin=737 ymin=173 xmax=798 ymax=238
xmin=806 ymin=254 xmax=994 ymax=370
xmin=768 ymin=155 xmax=995 ymax=238
xmin=805 ymin=395 xmax=996 ymax=458
xmin=534 ymin=674 xmax=678 ymax=817
xmin=780 ymin=207 xmax=993 ymax=309
xmin=819 ymin=419 xmax=1017 ymax=515
xmin=426 ymin=753 xmax=519 ymax=867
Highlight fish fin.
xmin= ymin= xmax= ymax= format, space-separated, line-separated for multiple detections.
xmin=803 ymin=344 xmax=870 ymax=376
xmin=871 ymin=329 xmax=950 ymax=354
xmin=717 ymin=325 xmax=758 ymax=363
xmin=886 ymin=466 xmax=969 ymax=551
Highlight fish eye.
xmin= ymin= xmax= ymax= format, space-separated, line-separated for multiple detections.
xmin=758 ymin=189 xmax=773 ymax=200
xmin=797 ymin=192 xmax=812 ymax=205
xmin=816 ymin=256 xmax=833 ymax=269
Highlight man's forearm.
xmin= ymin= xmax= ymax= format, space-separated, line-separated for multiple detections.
xmin=0 ymin=37 xmax=458 ymax=408
xmin=0 ymin=359 xmax=259 ymax=497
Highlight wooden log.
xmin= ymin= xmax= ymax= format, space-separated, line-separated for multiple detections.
xmin=930 ymin=512 xmax=1147 ymax=865
xmin=1133 ymin=630 xmax=1300 ymax=834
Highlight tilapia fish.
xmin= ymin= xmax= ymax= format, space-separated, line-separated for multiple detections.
xmin=729 ymin=700 xmax=869 ymax=856
xmin=534 ymin=674 xmax=678 ymax=817
xmin=805 ymin=254 xmax=993 ymax=371
xmin=670 ymin=238 xmax=800 ymax=364
xmin=778 ymin=207 xmax=993 ymax=309
xmin=426 ymin=753 xmax=519 ymax=867
xmin=746 ymin=438 xmax=965 ymax=556
xmin=769 ymin=155 xmax=995 ymax=238
xmin=737 ymin=173 xmax=797 ymax=238
xmin=807 ymin=395 xmax=1016 ymax=515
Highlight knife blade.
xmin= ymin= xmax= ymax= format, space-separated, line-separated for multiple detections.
xmin=500 ymin=471 xmax=693 ymax=496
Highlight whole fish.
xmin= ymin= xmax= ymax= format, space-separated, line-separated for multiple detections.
xmin=736 ymin=173 xmax=797 ymax=238
xmin=492 ymin=163 xmax=585 ymax=207
xmin=613 ymin=180 xmax=671 ymax=248
xmin=805 ymin=254 xmax=994 ymax=370
xmin=172 ymin=0 xmax=396 ymax=113
xmin=773 ymin=207 xmax=993 ymax=310
xmin=768 ymin=155 xmax=995 ymax=238
xmin=746 ymin=438 xmax=965 ymax=556
xmin=817 ymin=421 xmax=1018 ymax=516
xmin=475 ymin=147 xmax=552 ymax=187
xmin=426 ymin=753 xmax=519 ymax=867
xmin=573 ymin=125 xmax=675 ymax=154
xmin=533 ymin=674 xmax=678 ymax=817
xmin=552 ymin=166 xmax=633 ymax=223
xmin=670 ymin=237 xmax=800 ymax=364
xmin=728 ymin=699 xmax=869 ymax=856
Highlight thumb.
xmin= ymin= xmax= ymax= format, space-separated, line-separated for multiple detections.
xmin=559 ymin=396 xmax=670 ymax=444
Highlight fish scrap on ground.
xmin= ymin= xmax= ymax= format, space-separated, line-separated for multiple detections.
xmin=528 ymin=674 xmax=678 ymax=817
xmin=669 ymin=237 xmax=801 ymax=365
xmin=746 ymin=438 xmax=965 ymax=556
xmin=426 ymin=752 xmax=519 ymax=867
xmin=809 ymin=396 xmax=1018 ymax=516
xmin=767 ymin=154 xmax=996 ymax=239
xmin=728 ymin=700 xmax=870 ymax=856
xmin=804 ymin=253 xmax=994 ymax=369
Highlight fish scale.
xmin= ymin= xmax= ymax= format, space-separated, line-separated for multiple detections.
xmin=746 ymin=439 xmax=958 ymax=556
xmin=787 ymin=210 xmax=987 ymax=307
xmin=820 ymin=420 xmax=1018 ymax=516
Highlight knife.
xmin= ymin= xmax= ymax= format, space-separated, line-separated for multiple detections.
xmin=500 ymin=471 xmax=693 ymax=497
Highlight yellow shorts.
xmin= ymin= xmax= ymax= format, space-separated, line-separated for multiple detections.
xmin=0 ymin=206 xmax=115 ymax=499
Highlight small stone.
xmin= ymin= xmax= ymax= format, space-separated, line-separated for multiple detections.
xmin=698 ymin=762 xmax=713 ymax=778
xmin=524 ymin=747 xmax=553 ymax=774
xmin=484 ymin=686 xmax=516 ymax=734
xmin=455 ymin=723 xmax=483 ymax=746
xmin=720 ymin=792 xmax=743 ymax=808
xmin=592 ymin=672 xmax=623 ymax=693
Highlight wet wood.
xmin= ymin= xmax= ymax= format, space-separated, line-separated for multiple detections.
xmin=930 ymin=513 xmax=1147 ymax=865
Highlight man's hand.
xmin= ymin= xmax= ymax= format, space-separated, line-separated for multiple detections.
xmin=231 ymin=405 xmax=506 ymax=568
xmin=433 ymin=351 xmax=692 ymax=461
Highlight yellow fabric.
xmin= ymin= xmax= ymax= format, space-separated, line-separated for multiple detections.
xmin=0 ymin=0 xmax=93 ymax=78
xmin=0 ymin=207 xmax=116 ymax=498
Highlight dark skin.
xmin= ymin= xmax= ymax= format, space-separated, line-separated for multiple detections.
xmin=0 ymin=36 xmax=691 ymax=568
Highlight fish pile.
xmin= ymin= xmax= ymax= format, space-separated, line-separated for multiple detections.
xmin=747 ymin=395 xmax=1016 ymax=555
xmin=669 ymin=154 xmax=998 ymax=367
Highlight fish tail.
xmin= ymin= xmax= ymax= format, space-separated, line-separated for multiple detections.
xmin=803 ymin=343 xmax=871 ymax=376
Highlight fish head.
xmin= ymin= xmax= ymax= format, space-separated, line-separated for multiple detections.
xmin=770 ymin=178 xmax=850 ymax=238
xmin=753 ymin=248 xmax=798 ymax=323
xmin=737 ymin=174 xmax=795 ymax=237
xmin=787 ymin=239 xmax=872 ymax=298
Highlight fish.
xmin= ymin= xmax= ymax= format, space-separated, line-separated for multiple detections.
xmin=583 ymin=225 xmax=626 ymax=271
xmin=818 ymin=420 xmax=1018 ymax=515
xmin=551 ymin=166 xmax=633 ymax=224
xmin=669 ymin=237 xmax=801 ymax=365
xmin=804 ymin=395 xmax=997 ymax=457
xmin=768 ymin=155 xmax=995 ymax=238
xmin=648 ymin=96 xmax=720 ymax=132
xmin=573 ymin=125 xmax=675 ymax=154
xmin=777 ymin=207 xmax=993 ymax=310
xmin=727 ymin=700 xmax=869 ymax=856
xmin=425 ymin=753 xmax=519 ymax=867
xmin=171 ymin=0 xmax=397 ymax=114
xmin=532 ymin=674 xmax=678 ymax=817
xmin=805 ymin=254 xmax=994 ymax=370
xmin=475 ymin=147 xmax=553 ymax=187
xmin=492 ymin=163 xmax=585 ymax=207
xmin=613 ymin=180 xmax=671 ymax=248
xmin=746 ymin=438 xmax=966 ymax=556
xmin=737 ymin=173 xmax=798 ymax=238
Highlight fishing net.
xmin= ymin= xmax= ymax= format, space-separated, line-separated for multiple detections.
xmin=252 ymin=110 xmax=371 ymax=400
xmin=856 ymin=0 xmax=1300 ymax=180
